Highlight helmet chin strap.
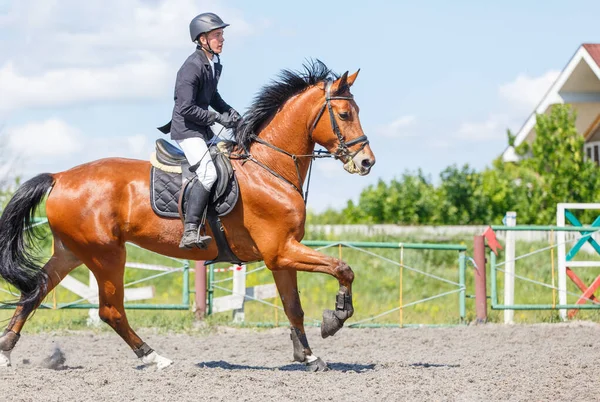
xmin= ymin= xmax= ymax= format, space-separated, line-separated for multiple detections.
xmin=197 ymin=39 xmax=220 ymax=63
xmin=202 ymin=42 xmax=215 ymax=55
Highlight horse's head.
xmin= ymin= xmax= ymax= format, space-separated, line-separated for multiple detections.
xmin=310 ymin=71 xmax=375 ymax=175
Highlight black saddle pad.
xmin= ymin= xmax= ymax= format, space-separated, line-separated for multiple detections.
xmin=150 ymin=156 xmax=239 ymax=219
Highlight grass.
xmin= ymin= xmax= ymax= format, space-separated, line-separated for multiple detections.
xmin=2 ymin=225 xmax=600 ymax=333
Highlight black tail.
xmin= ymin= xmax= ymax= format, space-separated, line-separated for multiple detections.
xmin=0 ymin=173 xmax=55 ymax=310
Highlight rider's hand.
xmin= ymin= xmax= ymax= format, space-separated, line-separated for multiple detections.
xmin=215 ymin=112 xmax=237 ymax=129
xmin=229 ymin=108 xmax=242 ymax=123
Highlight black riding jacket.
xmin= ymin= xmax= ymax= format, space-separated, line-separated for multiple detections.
xmin=158 ymin=46 xmax=232 ymax=141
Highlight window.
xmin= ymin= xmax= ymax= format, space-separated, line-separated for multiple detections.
xmin=584 ymin=141 xmax=600 ymax=166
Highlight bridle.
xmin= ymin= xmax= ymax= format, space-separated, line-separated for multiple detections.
xmin=234 ymin=78 xmax=370 ymax=202
xmin=310 ymin=79 xmax=369 ymax=164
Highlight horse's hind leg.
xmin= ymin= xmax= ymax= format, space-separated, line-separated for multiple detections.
xmin=81 ymin=244 xmax=173 ymax=370
xmin=272 ymin=270 xmax=328 ymax=372
xmin=0 ymin=236 xmax=82 ymax=367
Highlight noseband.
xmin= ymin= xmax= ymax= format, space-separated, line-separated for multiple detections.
xmin=310 ymin=79 xmax=370 ymax=163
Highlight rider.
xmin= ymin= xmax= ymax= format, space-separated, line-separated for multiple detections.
xmin=158 ymin=12 xmax=241 ymax=249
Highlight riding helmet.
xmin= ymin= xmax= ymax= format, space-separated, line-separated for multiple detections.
xmin=189 ymin=13 xmax=229 ymax=42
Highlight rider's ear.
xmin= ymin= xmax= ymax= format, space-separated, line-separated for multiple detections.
xmin=347 ymin=69 xmax=360 ymax=87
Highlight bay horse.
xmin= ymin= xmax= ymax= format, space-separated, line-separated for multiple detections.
xmin=0 ymin=61 xmax=375 ymax=371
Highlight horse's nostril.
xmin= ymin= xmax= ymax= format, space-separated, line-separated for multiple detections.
xmin=361 ymin=159 xmax=372 ymax=169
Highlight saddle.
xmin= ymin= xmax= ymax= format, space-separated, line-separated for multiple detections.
xmin=149 ymin=139 xmax=242 ymax=265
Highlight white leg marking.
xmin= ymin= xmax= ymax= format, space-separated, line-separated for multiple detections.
xmin=0 ymin=350 xmax=11 ymax=368
xmin=141 ymin=351 xmax=173 ymax=370
xmin=305 ymin=354 xmax=318 ymax=364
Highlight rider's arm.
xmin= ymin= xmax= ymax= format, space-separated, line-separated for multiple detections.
xmin=210 ymin=90 xmax=232 ymax=114
xmin=176 ymin=63 xmax=217 ymax=125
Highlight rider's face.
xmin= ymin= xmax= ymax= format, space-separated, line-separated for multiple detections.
xmin=201 ymin=28 xmax=225 ymax=54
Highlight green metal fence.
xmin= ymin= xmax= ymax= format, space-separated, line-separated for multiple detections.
xmin=1 ymin=217 xmax=469 ymax=325
xmin=207 ymin=240 xmax=468 ymax=326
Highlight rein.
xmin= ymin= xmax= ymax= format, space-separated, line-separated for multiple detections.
xmin=230 ymin=78 xmax=370 ymax=203
xmin=229 ymin=140 xmax=332 ymax=202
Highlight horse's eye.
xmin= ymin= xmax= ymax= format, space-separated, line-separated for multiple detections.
xmin=338 ymin=112 xmax=349 ymax=120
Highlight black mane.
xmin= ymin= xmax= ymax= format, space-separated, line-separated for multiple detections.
xmin=231 ymin=60 xmax=337 ymax=151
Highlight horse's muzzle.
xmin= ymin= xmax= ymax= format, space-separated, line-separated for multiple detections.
xmin=349 ymin=153 xmax=375 ymax=176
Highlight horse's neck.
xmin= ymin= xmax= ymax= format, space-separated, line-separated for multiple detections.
xmin=251 ymin=95 xmax=316 ymax=187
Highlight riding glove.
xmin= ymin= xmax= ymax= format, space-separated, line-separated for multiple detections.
xmin=229 ymin=108 xmax=242 ymax=123
xmin=214 ymin=112 xmax=238 ymax=129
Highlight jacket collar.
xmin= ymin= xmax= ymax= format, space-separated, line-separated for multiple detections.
xmin=196 ymin=46 xmax=222 ymax=81
xmin=195 ymin=45 xmax=220 ymax=65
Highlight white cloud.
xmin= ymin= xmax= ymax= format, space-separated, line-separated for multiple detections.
xmin=376 ymin=115 xmax=417 ymax=138
xmin=456 ymin=70 xmax=559 ymax=142
xmin=456 ymin=114 xmax=511 ymax=141
xmin=0 ymin=56 xmax=171 ymax=112
xmin=0 ymin=0 xmax=255 ymax=112
xmin=498 ymin=70 xmax=560 ymax=112
xmin=125 ymin=135 xmax=151 ymax=158
xmin=4 ymin=119 xmax=156 ymax=179
xmin=38 ymin=0 xmax=255 ymax=55
xmin=88 ymin=134 xmax=154 ymax=160
xmin=6 ymin=118 xmax=84 ymax=157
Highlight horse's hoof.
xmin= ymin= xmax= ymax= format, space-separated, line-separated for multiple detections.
xmin=306 ymin=357 xmax=329 ymax=372
xmin=141 ymin=351 xmax=173 ymax=370
xmin=156 ymin=356 xmax=174 ymax=370
xmin=0 ymin=350 xmax=11 ymax=368
xmin=321 ymin=309 xmax=343 ymax=339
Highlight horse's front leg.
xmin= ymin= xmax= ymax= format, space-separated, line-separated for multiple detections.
xmin=272 ymin=270 xmax=328 ymax=371
xmin=266 ymin=240 xmax=355 ymax=339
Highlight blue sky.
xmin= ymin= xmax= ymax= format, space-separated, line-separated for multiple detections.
xmin=1 ymin=0 xmax=599 ymax=212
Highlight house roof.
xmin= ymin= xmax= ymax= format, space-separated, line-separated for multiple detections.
xmin=583 ymin=44 xmax=600 ymax=68
xmin=502 ymin=44 xmax=600 ymax=162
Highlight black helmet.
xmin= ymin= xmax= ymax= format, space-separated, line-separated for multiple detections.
xmin=189 ymin=13 xmax=229 ymax=42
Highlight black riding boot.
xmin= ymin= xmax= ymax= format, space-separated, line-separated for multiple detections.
xmin=179 ymin=180 xmax=213 ymax=249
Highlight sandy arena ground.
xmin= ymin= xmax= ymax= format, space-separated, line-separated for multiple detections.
xmin=0 ymin=322 xmax=598 ymax=401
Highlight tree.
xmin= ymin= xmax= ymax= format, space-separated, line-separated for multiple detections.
xmin=479 ymin=157 xmax=544 ymax=224
xmin=310 ymin=104 xmax=600 ymax=225
xmin=433 ymin=164 xmax=489 ymax=224
xmin=343 ymin=171 xmax=437 ymax=224
xmin=513 ymin=104 xmax=600 ymax=223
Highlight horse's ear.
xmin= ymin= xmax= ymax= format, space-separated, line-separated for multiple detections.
xmin=347 ymin=69 xmax=360 ymax=87
xmin=333 ymin=71 xmax=350 ymax=95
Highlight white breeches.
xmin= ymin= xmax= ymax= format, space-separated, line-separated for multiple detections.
xmin=176 ymin=137 xmax=217 ymax=191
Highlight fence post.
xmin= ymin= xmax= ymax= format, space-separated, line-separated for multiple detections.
xmin=195 ymin=261 xmax=207 ymax=320
xmin=459 ymin=251 xmax=466 ymax=323
xmin=232 ymin=265 xmax=246 ymax=323
xmin=473 ymin=235 xmax=487 ymax=323
xmin=503 ymin=211 xmax=517 ymax=324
